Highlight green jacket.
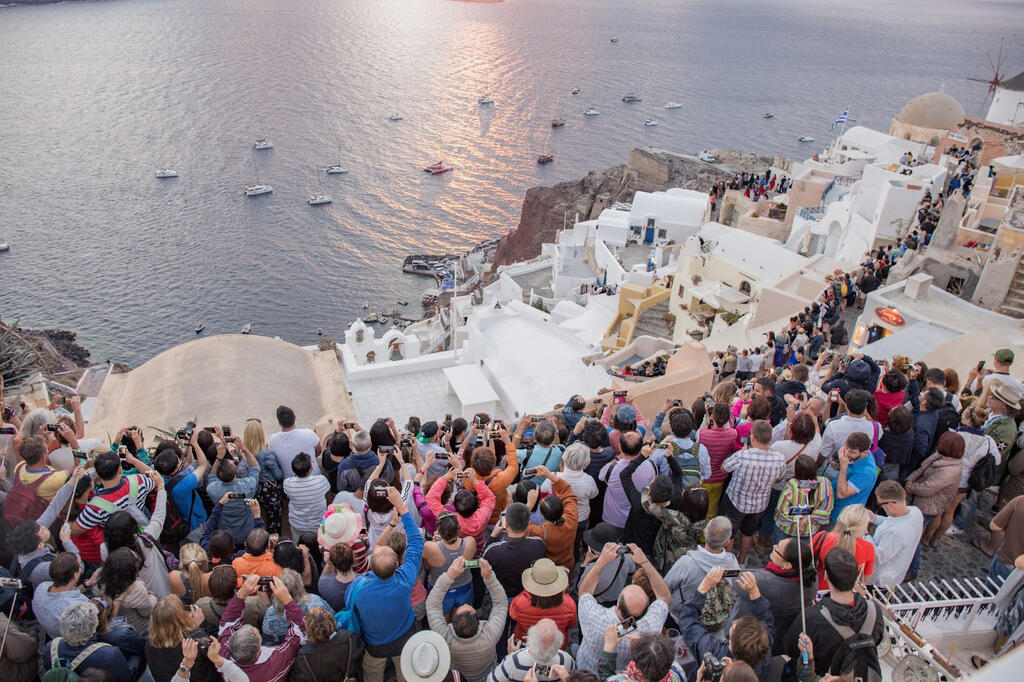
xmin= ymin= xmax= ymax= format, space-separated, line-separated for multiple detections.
xmin=987 ymin=415 xmax=1018 ymax=482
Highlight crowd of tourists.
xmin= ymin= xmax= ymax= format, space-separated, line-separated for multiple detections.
xmin=2 ymin=315 xmax=1024 ymax=682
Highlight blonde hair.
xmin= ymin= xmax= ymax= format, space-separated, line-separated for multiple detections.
xmin=272 ymin=568 xmax=307 ymax=611
xmin=242 ymin=419 xmax=267 ymax=457
xmin=831 ymin=504 xmax=871 ymax=556
xmin=179 ymin=543 xmax=210 ymax=600
xmin=711 ymin=381 xmax=737 ymax=406
xmin=148 ymin=595 xmax=193 ymax=648
xmin=304 ymin=607 xmax=335 ymax=644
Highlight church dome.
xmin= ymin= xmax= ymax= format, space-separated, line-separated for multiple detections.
xmin=896 ymin=90 xmax=965 ymax=130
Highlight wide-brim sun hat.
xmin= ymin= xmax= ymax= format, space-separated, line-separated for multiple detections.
xmin=521 ymin=557 xmax=569 ymax=597
xmin=317 ymin=503 xmax=363 ymax=549
xmin=991 ymin=382 xmax=1022 ymax=410
xmin=400 ymin=630 xmax=451 ymax=682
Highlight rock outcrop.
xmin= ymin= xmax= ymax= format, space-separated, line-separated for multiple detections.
xmin=492 ymin=147 xmax=770 ymax=266
xmin=0 ymin=316 xmax=93 ymax=379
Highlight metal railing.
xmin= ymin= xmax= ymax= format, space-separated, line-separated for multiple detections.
xmin=799 ymin=206 xmax=827 ymax=222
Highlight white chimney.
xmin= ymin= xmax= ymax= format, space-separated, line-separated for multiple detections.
xmin=904 ymin=273 xmax=933 ymax=301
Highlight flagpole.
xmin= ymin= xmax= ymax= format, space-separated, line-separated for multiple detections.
xmin=830 ymin=106 xmax=850 ymax=162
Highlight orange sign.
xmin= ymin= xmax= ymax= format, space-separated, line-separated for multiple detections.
xmin=875 ymin=307 xmax=905 ymax=326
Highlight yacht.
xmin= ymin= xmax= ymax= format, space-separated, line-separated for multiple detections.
xmin=388 ymin=113 xmax=404 ymax=121
xmin=397 ymin=299 xmax=409 ymax=306
xmin=363 ymin=312 xmax=380 ymax=323
xmin=155 ymin=169 xmax=178 ymax=178
xmin=478 ymin=96 xmax=494 ymax=105
xmin=253 ymin=138 xmax=273 ymax=150
xmin=243 ymin=183 xmax=273 ymax=196
xmin=537 ymin=154 xmax=554 ymax=164
xmin=665 ymin=102 xmax=682 ymax=109
xmin=0 ymin=243 xmax=9 ymax=253
xmin=583 ymin=107 xmax=600 ymax=116
xmin=194 ymin=324 xmax=205 ymax=335
xmin=798 ymin=135 xmax=815 ymax=142
xmin=621 ymin=93 xmax=642 ymax=103
xmin=379 ymin=316 xmax=389 ymax=325
xmin=326 ymin=144 xmax=349 ymax=174
xmin=610 ymin=37 xmax=618 ymax=43
xmin=423 ymin=161 xmax=445 ymax=172
xmin=643 ymin=119 xmax=658 ymax=127
xmin=361 ymin=302 xmax=369 ymax=309
xmin=307 ymin=192 xmax=332 ymax=205
xmin=698 ymin=149 xmax=717 ymax=163
xmin=551 ymin=118 xmax=566 ymax=127
xmin=763 ymin=112 xmax=774 ymax=119
xmin=317 ymin=328 xmax=324 ymax=336
xmin=241 ymin=323 xmax=253 ymax=334
xmin=570 ymin=88 xmax=580 ymax=95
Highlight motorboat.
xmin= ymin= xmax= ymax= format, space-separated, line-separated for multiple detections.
xmin=551 ymin=118 xmax=566 ymax=127
xmin=194 ymin=324 xmax=205 ymax=335
xmin=0 ymin=243 xmax=9 ymax=253
xmin=379 ymin=316 xmax=389 ymax=324
xmin=317 ymin=328 xmax=324 ymax=336
xmin=307 ymin=192 xmax=332 ymax=205
xmin=388 ymin=113 xmax=403 ymax=121
xmin=397 ymin=299 xmax=409 ymax=306
xmin=423 ymin=161 xmax=445 ymax=172
xmin=570 ymin=88 xmax=580 ymax=95
xmin=326 ymin=165 xmax=349 ymax=175
xmin=665 ymin=102 xmax=682 ymax=109
xmin=643 ymin=119 xmax=658 ymax=127
xmin=241 ymin=323 xmax=253 ymax=334
xmin=361 ymin=302 xmax=369 ymax=309
xmin=621 ymin=93 xmax=641 ymax=103
xmin=610 ymin=37 xmax=618 ymax=43
xmin=478 ymin=96 xmax=494 ymax=105
xmin=243 ymin=183 xmax=273 ymax=196
xmin=583 ymin=107 xmax=600 ymax=116
xmin=763 ymin=112 xmax=774 ymax=119
xmin=537 ymin=154 xmax=554 ymax=164
xmin=155 ymin=169 xmax=178 ymax=178
xmin=364 ymin=313 xmax=380 ymax=323
xmin=253 ymin=138 xmax=273 ymax=150
xmin=698 ymin=150 xmax=716 ymax=163
xmin=430 ymin=164 xmax=453 ymax=175
xmin=798 ymin=135 xmax=815 ymax=142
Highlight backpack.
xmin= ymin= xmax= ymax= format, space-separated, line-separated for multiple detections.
xmin=161 ymin=474 xmax=197 ymax=549
xmin=968 ymin=438 xmax=999 ymax=493
xmin=665 ymin=440 xmax=703 ymax=489
xmin=699 ymin=578 xmax=733 ymax=632
xmin=821 ymin=601 xmax=882 ymax=682
xmin=932 ymin=399 xmax=960 ymax=451
xmin=3 ymin=462 xmax=55 ymax=527
xmin=334 ymin=575 xmax=366 ymax=636
xmin=8 ymin=554 xmax=49 ymax=620
xmin=43 ymin=637 xmax=111 ymax=682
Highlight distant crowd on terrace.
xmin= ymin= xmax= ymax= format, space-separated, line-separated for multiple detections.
xmin=1 ymin=275 xmax=1024 ymax=681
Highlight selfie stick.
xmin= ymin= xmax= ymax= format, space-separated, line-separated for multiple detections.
xmin=796 ymin=513 xmax=808 ymax=666
xmin=0 ymin=589 xmax=18 ymax=660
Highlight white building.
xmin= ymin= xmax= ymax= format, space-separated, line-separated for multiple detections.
xmin=576 ymin=189 xmax=710 ymax=249
xmin=986 ymin=70 xmax=1024 ymax=128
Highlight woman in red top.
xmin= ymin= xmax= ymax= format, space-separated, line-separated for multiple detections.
xmin=508 ymin=558 xmax=576 ymax=643
xmin=811 ymin=504 xmax=875 ymax=590
xmin=699 ymin=404 xmax=739 ymax=518
xmin=873 ymin=370 xmax=907 ymax=427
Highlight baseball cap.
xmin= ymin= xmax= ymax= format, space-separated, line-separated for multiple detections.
xmin=995 ymin=348 xmax=1015 ymax=364
xmin=418 ymin=421 xmax=439 ymax=443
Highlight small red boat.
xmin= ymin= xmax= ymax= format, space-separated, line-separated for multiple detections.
xmin=423 ymin=161 xmax=444 ymax=172
xmin=430 ymin=165 xmax=453 ymax=175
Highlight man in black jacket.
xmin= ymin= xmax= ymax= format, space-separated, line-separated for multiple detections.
xmin=783 ymin=549 xmax=883 ymax=675
xmin=621 ymin=444 xmax=683 ymax=555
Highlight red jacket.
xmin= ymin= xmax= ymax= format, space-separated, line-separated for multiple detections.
xmin=509 ymin=591 xmax=577 ymax=642
xmin=427 ymin=476 xmax=496 ymax=557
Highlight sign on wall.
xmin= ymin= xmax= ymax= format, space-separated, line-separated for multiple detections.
xmin=875 ymin=307 xmax=905 ymax=326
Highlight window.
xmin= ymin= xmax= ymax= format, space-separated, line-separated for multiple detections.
xmin=355 ymin=330 xmax=364 ymax=343
xmin=632 ymin=226 xmax=641 ymax=235
xmin=945 ymin=276 xmax=965 ymax=296
xmin=657 ymin=229 xmax=667 ymax=239
xmin=646 ymin=218 xmax=656 ymax=228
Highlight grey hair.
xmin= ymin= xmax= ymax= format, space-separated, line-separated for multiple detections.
xmin=526 ymin=618 xmax=563 ymax=663
xmin=271 ymin=568 xmax=306 ymax=611
xmin=20 ymin=408 xmax=53 ymax=440
xmin=560 ymin=443 xmax=591 ymax=473
xmin=352 ymin=430 xmax=372 ymax=452
xmin=60 ymin=601 xmax=98 ymax=646
xmin=228 ymin=624 xmax=262 ymax=665
xmin=704 ymin=516 xmax=733 ymax=550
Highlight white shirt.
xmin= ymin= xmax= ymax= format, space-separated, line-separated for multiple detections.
xmin=820 ymin=415 xmax=878 ymax=459
xmin=49 ymin=438 xmax=106 ymax=471
xmin=268 ymin=428 xmax=321 ymax=478
xmin=870 ymin=506 xmax=924 ymax=587
xmin=770 ymin=435 xmax=823 ymax=490
xmin=978 ymin=372 xmax=1024 ymax=397
xmin=541 ymin=470 xmax=599 ymax=523
xmin=282 ymin=474 xmax=330 ymax=532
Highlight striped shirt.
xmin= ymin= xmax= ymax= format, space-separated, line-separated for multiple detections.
xmin=489 ymin=648 xmax=576 ymax=682
xmin=75 ymin=474 xmax=155 ymax=531
xmin=282 ymin=474 xmax=330 ymax=532
xmin=722 ymin=448 xmax=786 ymax=514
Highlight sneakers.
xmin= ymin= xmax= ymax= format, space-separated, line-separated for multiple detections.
xmin=945 ymin=525 xmax=963 ymax=536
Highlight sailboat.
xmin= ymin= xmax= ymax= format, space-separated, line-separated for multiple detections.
xmin=326 ymin=144 xmax=349 ymax=175
xmin=243 ymin=150 xmax=273 ymax=196
xmin=308 ymin=168 xmax=332 ymax=205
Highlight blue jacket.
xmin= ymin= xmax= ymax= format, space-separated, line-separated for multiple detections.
xmin=206 ymin=464 xmax=261 ymax=544
xmin=350 ymin=511 xmax=424 ymax=646
xmin=680 ymin=590 xmax=774 ymax=680
xmin=257 ymin=448 xmax=284 ymax=481
xmin=44 ymin=636 xmax=134 ymax=680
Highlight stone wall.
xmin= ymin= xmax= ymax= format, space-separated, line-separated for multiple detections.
xmin=973 ymin=248 xmax=1021 ymax=310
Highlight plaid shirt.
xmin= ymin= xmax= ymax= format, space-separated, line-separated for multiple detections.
xmin=722 ymin=448 xmax=786 ymax=514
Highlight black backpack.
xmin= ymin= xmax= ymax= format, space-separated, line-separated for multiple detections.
xmin=931 ymin=400 xmax=959 ymax=451
xmin=968 ymin=448 xmax=997 ymax=493
xmin=821 ymin=601 xmax=882 ymax=682
xmin=160 ymin=474 xmax=197 ymax=549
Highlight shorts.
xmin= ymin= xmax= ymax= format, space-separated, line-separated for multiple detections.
xmin=719 ymin=492 xmax=763 ymax=537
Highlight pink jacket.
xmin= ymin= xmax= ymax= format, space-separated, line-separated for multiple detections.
xmin=426 ymin=476 xmax=495 ymax=556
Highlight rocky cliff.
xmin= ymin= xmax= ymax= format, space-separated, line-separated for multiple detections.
xmin=0 ymin=316 xmax=93 ymax=382
xmin=492 ymin=147 xmax=770 ymax=266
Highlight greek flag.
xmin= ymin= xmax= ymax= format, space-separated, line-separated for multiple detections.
xmin=831 ymin=108 xmax=849 ymax=132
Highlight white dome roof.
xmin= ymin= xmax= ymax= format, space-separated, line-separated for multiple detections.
xmin=896 ymin=90 xmax=965 ymax=130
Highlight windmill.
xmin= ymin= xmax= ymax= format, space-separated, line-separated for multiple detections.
xmin=966 ymin=35 xmax=1023 ymax=115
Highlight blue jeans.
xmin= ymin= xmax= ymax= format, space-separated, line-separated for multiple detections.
xmin=954 ymin=490 xmax=979 ymax=530
xmin=989 ymin=554 xmax=1015 ymax=586
xmin=908 ymin=513 xmax=935 ymax=576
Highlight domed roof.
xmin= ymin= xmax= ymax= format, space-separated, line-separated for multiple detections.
xmin=896 ymin=90 xmax=965 ymax=130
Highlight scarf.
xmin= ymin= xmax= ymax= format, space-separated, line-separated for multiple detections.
xmin=765 ymin=561 xmax=800 ymax=581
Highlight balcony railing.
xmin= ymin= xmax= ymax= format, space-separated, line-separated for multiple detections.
xmin=800 ymin=206 xmax=827 ymax=222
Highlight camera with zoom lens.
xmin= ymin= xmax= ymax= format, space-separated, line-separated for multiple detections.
xmin=176 ymin=421 xmax=196 ymax=441
xmin=702 ymin=653 xmax=727 ymax=682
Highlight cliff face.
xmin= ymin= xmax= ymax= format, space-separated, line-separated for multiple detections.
xmin=493 ymin=147 xmax=768 ymax=267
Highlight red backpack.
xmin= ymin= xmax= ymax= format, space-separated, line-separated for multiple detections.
xmin=3 ymin=462 xmax=56 ymax=527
